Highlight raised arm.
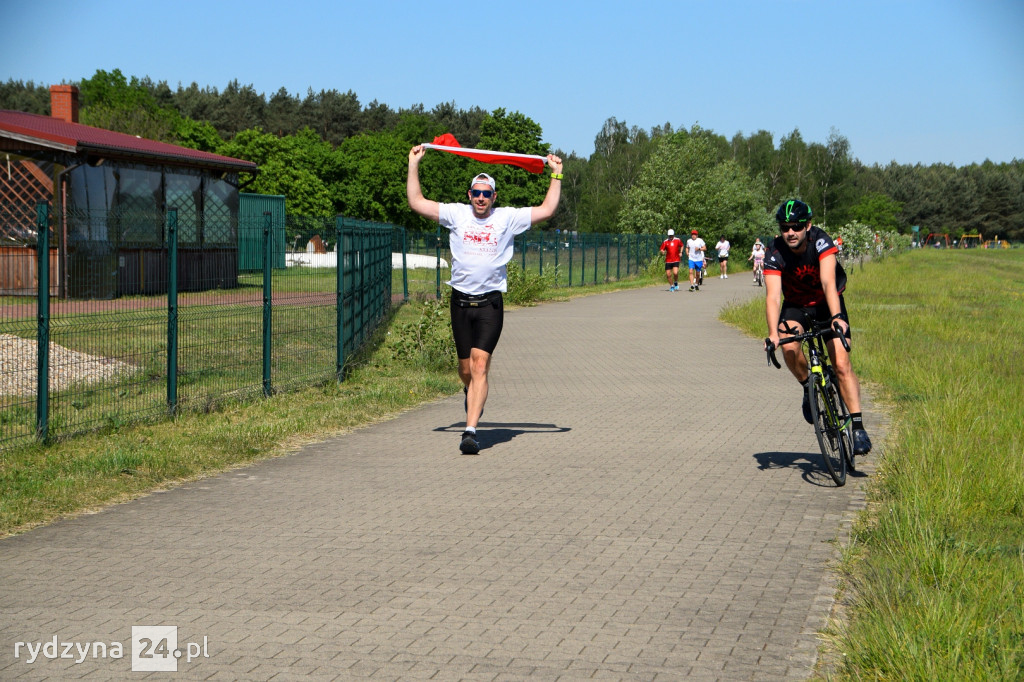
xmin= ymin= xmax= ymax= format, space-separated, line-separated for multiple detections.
xmin=530 ymin=154 xmax=564 ymax=225
xmin=407 ymin=145 xmax=440 ymax=222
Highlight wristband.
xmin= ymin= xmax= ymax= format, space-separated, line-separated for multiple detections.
xmin=550 ymin=173 xmax=563 ymax=180
xmin=830 ymin=312 xmax=847 ymax=322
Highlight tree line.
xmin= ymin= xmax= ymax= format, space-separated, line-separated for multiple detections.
xmin=4 ymin=70 xmax=1022 ymax=243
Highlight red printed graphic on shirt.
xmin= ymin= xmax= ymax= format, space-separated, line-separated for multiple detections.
xmin=464 ymin=226 xmax=498 ymax=253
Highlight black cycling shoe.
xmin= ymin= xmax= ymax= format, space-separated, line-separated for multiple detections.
xmin=801 ymin=390 xmax=813 ymax=424
xmin=853 ymin=429 xmax=872 ymax=455
xmin=459 ymin=431 xmax=480 ymax=455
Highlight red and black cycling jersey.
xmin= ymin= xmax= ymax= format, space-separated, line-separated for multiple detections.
xmin=763 ymin=225 xmax=847 ymax=307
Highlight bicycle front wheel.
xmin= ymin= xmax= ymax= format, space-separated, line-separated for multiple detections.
xmin=809 ymin=375 xmax=848 ymax=486
xmin=830 ymin=368 xmax=856 ymax=473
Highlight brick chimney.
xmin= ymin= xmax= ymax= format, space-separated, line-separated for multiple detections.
xmin=50 ymin=84 xmax=79 ymax=123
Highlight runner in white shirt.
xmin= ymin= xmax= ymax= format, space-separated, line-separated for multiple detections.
xmin=715 ymin=237 xmax=731 ymax=278
xmin=686 ymin=229 xmax=707 ymax=291
xmin=407 ymin=145 xmax=563 ymax=454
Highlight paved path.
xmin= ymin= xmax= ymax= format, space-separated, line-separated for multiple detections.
xmin=0 ymin=276 xmax=883 ymax=680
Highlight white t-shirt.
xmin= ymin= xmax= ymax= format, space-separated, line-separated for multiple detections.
xmin=438 ymin=203 xmax=533 ymax=295
xmin=686 ymin=237 xmax=706 ymax=262
xmin=716 ymin=239 xmax=730 ymax=258
xmin=751 ymin=244 xmax=766 ymax=260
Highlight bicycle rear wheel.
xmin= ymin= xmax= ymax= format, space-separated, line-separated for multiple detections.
xmin=809 ymin=375 xmax=848 ymax=486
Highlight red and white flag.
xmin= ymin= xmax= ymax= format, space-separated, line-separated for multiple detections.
xmin=422 ymin=133 xmax=547 ymax=174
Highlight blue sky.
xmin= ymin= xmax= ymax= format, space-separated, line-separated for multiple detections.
xmin=2 ymin=0 xmax=1021 ymax=166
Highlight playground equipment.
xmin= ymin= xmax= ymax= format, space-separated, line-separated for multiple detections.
xmin=982 ymin=239 xmax=1010 ymax=249
xmin=958 ymin=233 xmax=983 ymax=248
xmin=923 ymin=233 xmax=951 ymax=248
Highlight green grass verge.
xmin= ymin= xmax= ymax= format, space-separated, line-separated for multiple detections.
xmin=721 ymin=249 xmax=1024 ymax=680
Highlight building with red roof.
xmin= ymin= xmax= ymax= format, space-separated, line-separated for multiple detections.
xmin=1 ymin=85 xmax=259 ymax=297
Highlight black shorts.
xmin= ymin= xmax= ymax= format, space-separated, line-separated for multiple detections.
xmin=718 ymin=256 xmax=728 ymax=262
xmin=664 ymin=261 xmax=680 ymax=270
xmin=450 ymin=289 xmax=504 ymax=359
xmin=779 ymin=296 xmax=851 ymax=340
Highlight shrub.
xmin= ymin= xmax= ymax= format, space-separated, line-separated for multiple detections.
xmin=505 ymin=260 xmax=554 ymax=306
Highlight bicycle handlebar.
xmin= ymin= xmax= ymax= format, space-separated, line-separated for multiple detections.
xmin=764 ymin=321 xmax=850 ymax=368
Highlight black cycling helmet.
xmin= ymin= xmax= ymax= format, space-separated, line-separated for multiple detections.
xmin=776 ymin=199 xmax=813 ymax=224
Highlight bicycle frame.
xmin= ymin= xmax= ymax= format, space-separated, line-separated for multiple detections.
xmin=765 ymin=320 xmax=855 ymax=485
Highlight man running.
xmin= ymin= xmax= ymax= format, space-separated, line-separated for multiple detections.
xmin=763 ymin=199 xmax=872 ymax=455
xmin=660 ymin=228 xmax=684 ymax=291
xmin=407 ymin=145 xmax=564 ymax=454
xmin=686 ymin=229 xmax=706 ymax=292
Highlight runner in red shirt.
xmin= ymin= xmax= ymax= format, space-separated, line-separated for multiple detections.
xmin=660 ymin=229 xmax=684 ymax=291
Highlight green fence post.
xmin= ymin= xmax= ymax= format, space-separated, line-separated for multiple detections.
xmin=166 ymin=209 xmax=179 ymax=415
xmin=554 ymin=234 xmax=560 ymax=286
xmin=401 ymin=226 xmax=409 ymax=301
xmin=585 ymin=233 xmax=590 ymax=285
xmin=568 ymin=234 xmax=574 ymax=288
xmin=337 ymin=220 xmax=345 ymax=380
xmin=35 ymin=203 xmax=50 ymax=441
xmin=435 ymin=224 xmax=442 ymax=300
xmin=359 ymin=227 xmax=367 ymax=346
xmin=538 ymin=232 xmax=544 ymax=277
xmin=262 ymin=211 xmax=273 ymax=397
xmin=605 ymin=235 xmax=610 ymax=282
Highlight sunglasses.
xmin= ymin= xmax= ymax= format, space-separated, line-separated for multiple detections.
xmin=470 ymin=189 xmax=494 ymax=198
xmin=779 ymin=222 xmax=807 ymax=233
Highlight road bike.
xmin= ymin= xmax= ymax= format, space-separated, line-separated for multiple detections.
xmin=765 ymin=321 xmax=855 ymax=486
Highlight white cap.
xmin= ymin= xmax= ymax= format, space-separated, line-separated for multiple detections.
xmin=470 ymin=173 xmax=496 ymax=191
xmin=667 ymin=229 xmax=675 ymax=236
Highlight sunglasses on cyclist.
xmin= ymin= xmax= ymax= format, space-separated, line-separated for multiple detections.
xmin=779 ymin=222 xmax=808 ymax=233
xmin=470 ymin=189 xmax=494 ymax=198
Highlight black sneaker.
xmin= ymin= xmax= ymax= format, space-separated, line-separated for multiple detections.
xmin=801 ymin=390 xmax=813 ymax=424
xmin=853 ymin=429 xmax=872 ymax=455
xmin=459 ymin=431 xmax=480 ymax=455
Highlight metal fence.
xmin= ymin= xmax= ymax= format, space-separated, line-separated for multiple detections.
xmin=1 ymin=205 xmax=393 ymax=450
xmin=396 ymin=229 xmax=663 ymax=300
xmin=2 ymin=204 xmax=661 ymax=452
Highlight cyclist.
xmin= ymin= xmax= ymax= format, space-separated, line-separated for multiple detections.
xmin=763 ymin=199 xmax=872 ymax=455
xmin=660 ymin=228 xmax=684 ymax=291
xmin=748 ymin=238 xmax=766 ymax=284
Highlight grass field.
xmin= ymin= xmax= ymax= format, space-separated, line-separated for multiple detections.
xmin=722 ymin=249 xmax=1023 ymax=680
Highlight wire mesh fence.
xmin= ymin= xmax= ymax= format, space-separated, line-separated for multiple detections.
xmin=398 ymin=230 xmax=662 ymax=299
xmin=1 ymin=205 xmax=393 ymax=451
xmin=2 ymin=203 xmax=660 ymax=452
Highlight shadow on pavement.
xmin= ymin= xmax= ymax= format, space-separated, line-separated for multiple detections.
xmin=753 ymin=450 xmax=868 ymax=487
xmin=435 ymin=423 xmax=571 ymax=450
